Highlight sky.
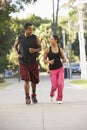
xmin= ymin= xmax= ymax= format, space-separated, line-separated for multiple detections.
xmin=10 ymin=0 xmax=69 ymax=19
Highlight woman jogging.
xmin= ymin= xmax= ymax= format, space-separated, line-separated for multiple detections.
xmin=44 ymin=35 xmax=66 ymax=104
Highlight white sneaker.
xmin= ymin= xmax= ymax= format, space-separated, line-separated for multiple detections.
xmin=57 ymin=101 xmax=62 ymax=104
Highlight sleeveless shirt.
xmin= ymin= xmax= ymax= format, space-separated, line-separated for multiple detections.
xmin=47 ymin=46 xmax=63 ymax=70
xmin=18 ymin=34 xmax=38 ymax=64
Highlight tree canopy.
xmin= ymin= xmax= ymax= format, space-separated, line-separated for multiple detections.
xmin=0 ymin=0 xmax=87 ymax=73
xmin=0 ymin=0 xmax=37 ymax=12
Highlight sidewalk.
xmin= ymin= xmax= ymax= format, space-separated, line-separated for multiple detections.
xmin=0 ymin=73 xmax=87 ymax=130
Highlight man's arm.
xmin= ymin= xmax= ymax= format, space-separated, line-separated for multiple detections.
xmin=14 ymin=37 xmax=22 ymax=58
xmin=29 ymin=37 xmax=41 ymax=53
xmin=36 ymin=37 xmax=41 ymax=52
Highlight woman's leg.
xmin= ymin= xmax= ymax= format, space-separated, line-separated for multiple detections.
xmin=56 ymin=67 xmax=64 ymax=101
xmin=50 ymin=70 xmax=58 ymax=97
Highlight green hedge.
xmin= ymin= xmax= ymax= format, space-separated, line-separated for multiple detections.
xmin=0 ymin=77 xmax=5 ymax=83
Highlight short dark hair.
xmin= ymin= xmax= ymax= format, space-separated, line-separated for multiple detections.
xmin=24 ymin=22 xmax=32 ymax=29
xmin=52 ymin=35 xmax=60 ymax=43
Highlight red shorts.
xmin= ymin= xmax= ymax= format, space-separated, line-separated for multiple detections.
xmin=19 ymin=63 xmax=39 ymax=84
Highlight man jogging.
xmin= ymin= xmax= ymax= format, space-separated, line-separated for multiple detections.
xmin=14 ymin=22 xmax=41 ymax=104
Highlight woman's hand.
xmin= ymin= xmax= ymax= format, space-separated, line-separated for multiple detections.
xmin=49 ymin=59 xmax=55 ymax=64
xmin=62 ymin=58 xmax=66 ymax=63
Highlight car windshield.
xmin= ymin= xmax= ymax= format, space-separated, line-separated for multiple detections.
xmin=70 ymin=63 xmax=79 ymax=67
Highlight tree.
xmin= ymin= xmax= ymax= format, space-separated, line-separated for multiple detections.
xmin=0 ymin=0 xmax=38 ymax=73
xmin=0 ymin=19 xmax=15 ymax=72
xmin=59 ymin=0 xmax=81 ymax=62
xmin=0 ymin=0 xmax=37 ymax=12
xmin=35 ymin=23 xmax=52 ymax=71
xmin=83 ymin=3 xmax=87 ymax=33
xmin=52 ymin=0 xmax=59 ymax=35
xmin=62 ymin=0 xmax=87 ymax=58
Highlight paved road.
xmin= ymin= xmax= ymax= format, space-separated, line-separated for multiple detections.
xmin=0 ymin=73 xmax=87 ymax=130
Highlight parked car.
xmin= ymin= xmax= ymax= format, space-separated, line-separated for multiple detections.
xmin=70 ymin=63 xmax=81 ymax=74
xmin=4 ymin=69 xmax=14 ymax=77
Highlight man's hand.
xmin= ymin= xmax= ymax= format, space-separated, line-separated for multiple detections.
xmin=29 ymin=48 xmax=35 ymax=53
xmin=18 ymin=54 xmax=22 ymax=58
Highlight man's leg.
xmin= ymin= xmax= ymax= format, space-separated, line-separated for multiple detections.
xmin=31 ymin=82 xmax=37 ymax=103
xmin=24 ymin=80 xmax=31 ymax=104
xmin=29 ymin=63 xmax=39 ymax=103
xmin=19 ymin=64 xmax=31 ymax=104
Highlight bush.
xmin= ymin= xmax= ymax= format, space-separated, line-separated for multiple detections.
xmin=0 ymin=77 xmax=5 ymax=83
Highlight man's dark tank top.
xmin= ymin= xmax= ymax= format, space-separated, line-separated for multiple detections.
xmin=47 ymin=46 xmax=63 ymax=70
xmin=18 ymin=34 xmax=38 ymax=64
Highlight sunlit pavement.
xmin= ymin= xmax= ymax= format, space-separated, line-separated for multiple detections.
xmin=0 ymin=73 xmax=87 ymax=130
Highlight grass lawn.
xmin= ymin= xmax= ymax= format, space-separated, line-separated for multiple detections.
xmin=70 ymin=79 xmax=87 ymax=89
xmin=0 ymin=82 xmax=12 ymax=90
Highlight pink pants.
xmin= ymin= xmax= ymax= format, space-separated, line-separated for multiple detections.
xmin=49 ymin=67 xmax=64 ymax=101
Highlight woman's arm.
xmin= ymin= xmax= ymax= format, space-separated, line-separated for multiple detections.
xmin=60 ymin=48 xmax=66 ymax=63
xmin=43 ymin=48 xmax=55 ymax=64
